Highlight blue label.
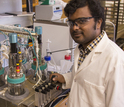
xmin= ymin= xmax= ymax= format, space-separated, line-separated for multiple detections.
xmin=54 ymin=10 xmax=62 ymax=13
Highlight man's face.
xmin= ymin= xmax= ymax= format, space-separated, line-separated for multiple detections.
xmin=68 ymin=6 xmax=102 ymax=48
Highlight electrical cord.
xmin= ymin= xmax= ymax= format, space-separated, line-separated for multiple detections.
xmin=49 ymin=94 xmax=68 ymax=107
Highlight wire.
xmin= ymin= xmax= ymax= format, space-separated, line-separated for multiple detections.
xmin=17 ymin=37 xmax=31 ymax=47
xmin=32 ymin=68 xmax=42 ymax=89
xmin=17 ymin=42 xmax=28 ymax=47
xmin=49 ymin=94 xmax=68 ymax=107
xmin=2 ymin=40 xmax=9 ymax=46
xmin=0 ymin=31 xmax=8 ymax=45
xmin=0 ymin=31 xmax=7 ymax=39
xmin=22 ymin=58 xmax=27 ymax=64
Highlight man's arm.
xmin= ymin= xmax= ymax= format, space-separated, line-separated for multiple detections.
xmin=50 ymin=72 xmax=73 ymax=89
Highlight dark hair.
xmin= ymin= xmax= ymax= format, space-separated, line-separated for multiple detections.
xmin=64 ymin=0 xmax=105 ymax=32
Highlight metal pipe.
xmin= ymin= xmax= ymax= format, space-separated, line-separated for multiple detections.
xmin=0 ymin=28 xmax=38 ymax=36
xmin=47 ymin=48 xmax=75 ymax=54
xmin=115 ymin=0 xmax=120 ymax=39
xmin=105 ymin=21 xmax=116 ymax=42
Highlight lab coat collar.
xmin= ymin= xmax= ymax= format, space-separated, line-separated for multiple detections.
xmin=74 ymin=31 xmax=109 ymax=73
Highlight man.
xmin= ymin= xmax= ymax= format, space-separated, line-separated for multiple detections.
xmin=50 ymin=0 xmax=124 ymax=107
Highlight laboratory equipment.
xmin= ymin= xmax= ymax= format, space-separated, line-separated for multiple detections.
xmin=6 ymin=33 xmax=29 ymax=100
xmin=0 ymin=25 xmax=64 ymax=107
xmin=29 ymin=26 xmax=48 ymax=83
xmin=0 ymin=44 xmax=9 ymax=90
xmin=35 ymin=76 xmax=62 ymax=107
xmin=0 ymin=25 xmax=38 ymax=106
xmin=35 ymin=4 xmax=62 ymax=21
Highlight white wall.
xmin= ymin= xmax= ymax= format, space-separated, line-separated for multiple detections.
xmin=34 ymin=22 xmax=74 ymax=66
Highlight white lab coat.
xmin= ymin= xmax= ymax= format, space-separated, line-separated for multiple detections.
xmin=62 ymin=31 xmax=124 ymax=107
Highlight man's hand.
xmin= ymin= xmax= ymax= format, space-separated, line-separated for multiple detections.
xmin=50 ymin=73 xmax=66 ymax=83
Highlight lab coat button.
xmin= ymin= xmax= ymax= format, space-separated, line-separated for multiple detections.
xmin=74 ymin=79 xmax=76 ymax=82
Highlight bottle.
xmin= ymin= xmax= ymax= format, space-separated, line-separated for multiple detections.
xmin=64 ymin=50 xmax=71 ymax=61
xmin=60 ymin=50 xmax=73 ymax=74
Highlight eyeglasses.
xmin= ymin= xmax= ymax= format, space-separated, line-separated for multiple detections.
xmin=67 ymin=17 xmax=94 ymax=28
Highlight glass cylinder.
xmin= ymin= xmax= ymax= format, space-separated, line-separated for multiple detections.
xmin=7 ymin=82 xmax=25 ymax=96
